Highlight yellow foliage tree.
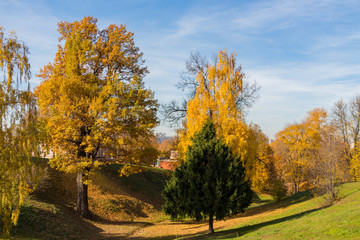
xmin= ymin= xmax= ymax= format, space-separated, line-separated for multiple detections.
xmin=0 ymin=27 xmax=45 ymax=235
xmin=272 ymin=122 xmax=307 ymax=193
xmin=272 ymin=108 xmax=327 ymax=193
xmin=332 ymin=96 xmax=360 ymax=180
xmin=249 ymin=124 xmax=277 ymax=192
xmin=350 ymin=148 xmax=360 ymax=180
xmin=35 ymin=17 xmax=158 ymax=218
xmin=273 ymin=108 xmax=349 ymax=196
xmin=178 ymin=50 xmax=256 ymax=177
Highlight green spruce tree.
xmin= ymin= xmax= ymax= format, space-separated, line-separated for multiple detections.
xmin=163 ymin=120 xmax=252 ymax=234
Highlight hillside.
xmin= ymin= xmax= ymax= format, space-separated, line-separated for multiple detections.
xmin=5 ymin=164 xmax=360 ymax=239
xmin=8 ymin=163 xmax=171 ymax=239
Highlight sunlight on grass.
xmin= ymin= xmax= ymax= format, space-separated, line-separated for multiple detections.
xmin=7 ymin=165 xmax=360 ymax=240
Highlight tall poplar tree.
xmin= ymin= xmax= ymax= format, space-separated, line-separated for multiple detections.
xmin=163 ymin=120 xmax=252 ymax=234
xmin=176 ymin=50 xmax=259 ymax=179
xmin=35 ymin=17 xmax=158 ymax=218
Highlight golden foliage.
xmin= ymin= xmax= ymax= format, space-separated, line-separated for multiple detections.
xmin=350 ymin=148 xmax=360 ymax=180
xmin=249 ymin=124 xmax=276 ymax=192
xmin=35 ymin=17 xmax=158 ymax=216
xmin=35 ymin=17 xmax=158 ymax=175
xmin=177 ymin=50 xmax=255 ymax=177
xmin=273 ymin=108 xmax=349 ymax=194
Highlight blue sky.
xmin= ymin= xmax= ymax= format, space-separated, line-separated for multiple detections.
xmin=1 ymin=0 xmax=360 ymax=139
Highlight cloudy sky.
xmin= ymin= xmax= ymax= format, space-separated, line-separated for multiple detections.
xmin=1 ymin=0 xmax=360 ymax=139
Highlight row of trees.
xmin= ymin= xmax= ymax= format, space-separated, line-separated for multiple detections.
xmin=2 ymin=15 xmax=356 ymax=236
xmin=0 ymin=20 xmax=259 ymax=234
xmin=161 ymin=47 xmax=360 ymax=234
xmin=270 ymin=99 xmax=360 ymax=202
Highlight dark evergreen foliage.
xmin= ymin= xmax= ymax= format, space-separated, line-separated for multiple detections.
xmin=162 ymin=120 xmax=252 ymax=233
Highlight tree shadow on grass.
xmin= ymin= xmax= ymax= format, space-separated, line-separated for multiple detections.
xmin=183 ymin=206 xmax=328 ymax=240
xmin=239 ymin=190 xmax=314 ymax=219
xmin=119 ymin=192 xmax=317 ymax=240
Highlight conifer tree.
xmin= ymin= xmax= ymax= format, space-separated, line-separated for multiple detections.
xmin=162 ymin=120 xmax=252 ymax=234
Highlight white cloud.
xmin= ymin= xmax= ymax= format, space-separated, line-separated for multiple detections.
xmin=246 ymin=61 xmax=360 ymax=138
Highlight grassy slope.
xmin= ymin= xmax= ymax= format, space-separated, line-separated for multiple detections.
xmin=180 ymin=182 xmax=360 ymax=240
xmin=6 ymin=164 xmax=171 ymax=240
xmin=4 ymin=163 xmax=360 ymax=239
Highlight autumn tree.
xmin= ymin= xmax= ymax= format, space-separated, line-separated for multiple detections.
xmin=165 ymin=51 xmax=260 ymax=126
xmin=350 ymin=148 xmax=360 ymax=180
xmin=332 ymin=99 xmax=351 ymax=157
xmin=272 ymin=122 xmax=307 ymax=194
xmin=35 ymin=17 xmax=158 ymax=218
xmin=332 ymin=95 xmax=360 ymax=180
xmin=171 ymin=50 xmax=259 ymax=180
xmin=272 ymin=109 xmax=326 ymax=193
xmin=274 ymin=108 xmax=349 ymax=196
xmin=158 ymin=137 xmax=177 ymax=158
xmin=162 ymin=52 xmax=259 ymax=127
xmin=312 ymin=125 xmax=346 ymax=203
xmin=249 ymin=124 xmax=278 ymax=193
xmin=162 ymin=120 xmax=252 ymax=234
xmin=0 ymin=27 xmax=45 ymax=235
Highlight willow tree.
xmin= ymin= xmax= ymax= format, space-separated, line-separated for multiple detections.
xmin=0 ymin=27 xmax=44 ymax=235
xmin=176 ymin=50 xmax=258 ymax=179
xmin=35 ymin=17 xmax=158 ymax=218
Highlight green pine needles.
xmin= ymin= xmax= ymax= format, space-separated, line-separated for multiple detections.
xmin=162 ymin=120 xmax=252 ymax=234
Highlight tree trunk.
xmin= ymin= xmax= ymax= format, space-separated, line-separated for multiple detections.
xmin=77 ymin=171 xmax=90 ymax=218
xmin=293 ymin=180 xmax=298 ymax=194
xmin=209 ymin=214 xmax=214 ymax=234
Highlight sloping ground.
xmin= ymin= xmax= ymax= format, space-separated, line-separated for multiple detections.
xmin=7 ymin=163 xmax=171 ymax=239
xmin=169 ymin=182 xmax=360 ymax=240
xmin=5 ymin=163 xmax=360 ymax=239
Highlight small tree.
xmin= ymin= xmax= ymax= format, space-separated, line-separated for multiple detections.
xmin=162 ymin=120 xmax=252 ymax=234
xmin=312 ymin=125 xmax=346 ymax=204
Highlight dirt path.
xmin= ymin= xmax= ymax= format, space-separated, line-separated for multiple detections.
xmin=89 ymin=209 xmax=272 ymax=239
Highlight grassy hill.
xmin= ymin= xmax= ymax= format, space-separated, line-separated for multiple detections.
xmin=4 ymin=163 xmax=360 ymax=239
xmin=8 ymin=163 xmax=171 ymax=239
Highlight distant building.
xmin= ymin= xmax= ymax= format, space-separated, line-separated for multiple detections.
xmin=157 ymin=159 xmax=177 ymax=170
xmin=170 ymin=150 xmax=179 ymax=160
xmin=156 ymin=150 xmax=179 ymax=170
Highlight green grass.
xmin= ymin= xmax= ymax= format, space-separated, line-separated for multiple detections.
xmin=96 ymin=164 xmax=171 ymax=204
xmin=184 ymin=182 xmax=360 ymax=240
xmin=5 ymin=163 xmax=360 ymax=239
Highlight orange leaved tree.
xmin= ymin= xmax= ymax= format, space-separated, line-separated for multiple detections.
xmin=35 ymin=17 xmax=158 ymax=218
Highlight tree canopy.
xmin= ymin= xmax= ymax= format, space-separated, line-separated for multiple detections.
xmin=163 ymin=120 xmax=252 ymax=234
xmin=35 ymin=17 xmax=158 ymax=217
xmin=175 ymin=50 xmax=259 ymax=180
xmin=272 ymin=108 xmax=349 ymax=199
